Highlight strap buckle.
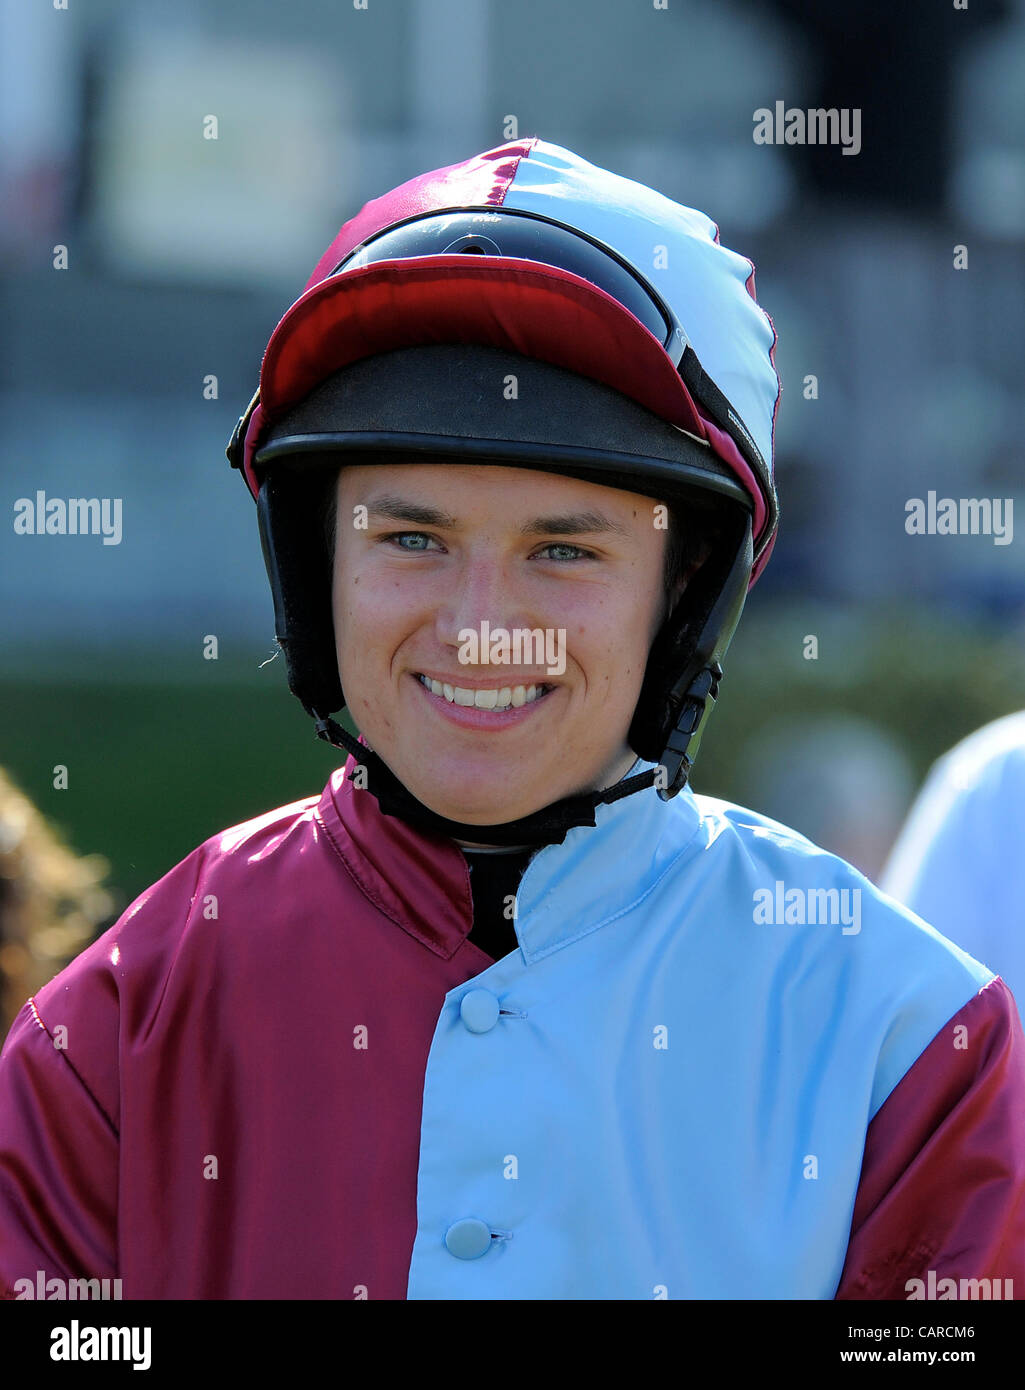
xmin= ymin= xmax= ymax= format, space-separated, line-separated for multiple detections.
xmin=657 ymin=662 xmax=722 ymax=801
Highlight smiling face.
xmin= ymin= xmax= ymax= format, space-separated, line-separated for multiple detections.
xmin=330 ymin=462 xmax=674 ymax=830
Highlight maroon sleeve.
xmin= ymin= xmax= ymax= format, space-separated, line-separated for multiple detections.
xmin=0 ymin=998 xmax=119 ymax=1299
xmin=836 ymin=976 xmax=1025 ymax=1299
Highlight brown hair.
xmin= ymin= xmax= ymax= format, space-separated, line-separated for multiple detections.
xmin=0 ymin=769 xmax=114 ymax=1038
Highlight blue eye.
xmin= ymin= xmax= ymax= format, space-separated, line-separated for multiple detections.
xmin=386 ymin=532 xmax=441 ymax=551
xmin=379 ymin=533 xmax=593 ymax=561
xmin=536 ymin=543 xmax=592 ymax=561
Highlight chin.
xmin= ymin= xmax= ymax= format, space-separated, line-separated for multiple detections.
xmin=397 ymin=763 xmax=552 ymax=827
xmin=408 ymin=784 xmax=538 ymax=826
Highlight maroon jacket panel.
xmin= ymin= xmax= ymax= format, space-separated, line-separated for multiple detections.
xmin=0 ymin=779 xmax=491 ymax=1299
xmin=836 ymin=976 xmax=1025 ymax=1299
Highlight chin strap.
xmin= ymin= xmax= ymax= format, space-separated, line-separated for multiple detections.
xmin=310 ymin=713 xmax=658 ymax=847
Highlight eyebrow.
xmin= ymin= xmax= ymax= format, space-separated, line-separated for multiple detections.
xmin=366 ymin=496 xmax=629 ymax=537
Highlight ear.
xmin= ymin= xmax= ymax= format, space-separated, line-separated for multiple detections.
xmin=668 ymin=541 xmax=713 ymax=616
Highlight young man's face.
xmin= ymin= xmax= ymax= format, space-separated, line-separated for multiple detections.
xmin=331 ymin=462 xmax=671 ymax=830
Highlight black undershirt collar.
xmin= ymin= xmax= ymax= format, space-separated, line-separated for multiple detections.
xmin=461 ymin=845 xmax=535 ymax=961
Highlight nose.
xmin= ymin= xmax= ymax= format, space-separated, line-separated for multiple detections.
xmin=434 ymin=549 xmax=533 ymax=650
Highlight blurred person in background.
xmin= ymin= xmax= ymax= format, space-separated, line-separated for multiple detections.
xmin=883 ymin=710 xmax=1025 ymax=1027
xmin=0 ymin=768 xmax=114 ymax=1041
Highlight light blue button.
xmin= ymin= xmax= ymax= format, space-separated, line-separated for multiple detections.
xmin=459 ymin=988 xmax=501 ymax=1033
xmin=445 ymin=1218 xmax=493 ymax=1260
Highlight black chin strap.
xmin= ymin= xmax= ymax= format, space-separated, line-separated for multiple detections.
xmin=311 ymin=713 xmax=658 ymax=847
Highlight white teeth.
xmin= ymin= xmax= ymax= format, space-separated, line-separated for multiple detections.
xmin=419 ymin=674 xmax=547 ymax=711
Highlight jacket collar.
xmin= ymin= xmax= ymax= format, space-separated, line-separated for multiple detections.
xmin=316 ymin=762 xmax=472 ymax=959
xmin=316 ymin=756 xmax=704 ymax=963
xmin=513 ymin=760 xmax=704 ymax=963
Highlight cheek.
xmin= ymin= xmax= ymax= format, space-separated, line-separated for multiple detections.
xmin=335 ymin=553 xmax=396 ymax=629
xmin=332 ymin=576 xmax=392 ymax=732
xmin=571 ymin=606 xmax=652 ymax=701
xmin=592 ymin=572 xmax=662 ymax=658
xmin=332 ymin=561 xmax=386 ymax=682
xmin=332 ymin=556 xmax=425 ymax=686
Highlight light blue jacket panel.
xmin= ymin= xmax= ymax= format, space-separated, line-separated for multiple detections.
xmin=407 ymin=764 xmax=993 ymax=1299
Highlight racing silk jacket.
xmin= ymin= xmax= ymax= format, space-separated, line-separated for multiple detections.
xmin=1 ymin=760 xmax=1023 ymax=1300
